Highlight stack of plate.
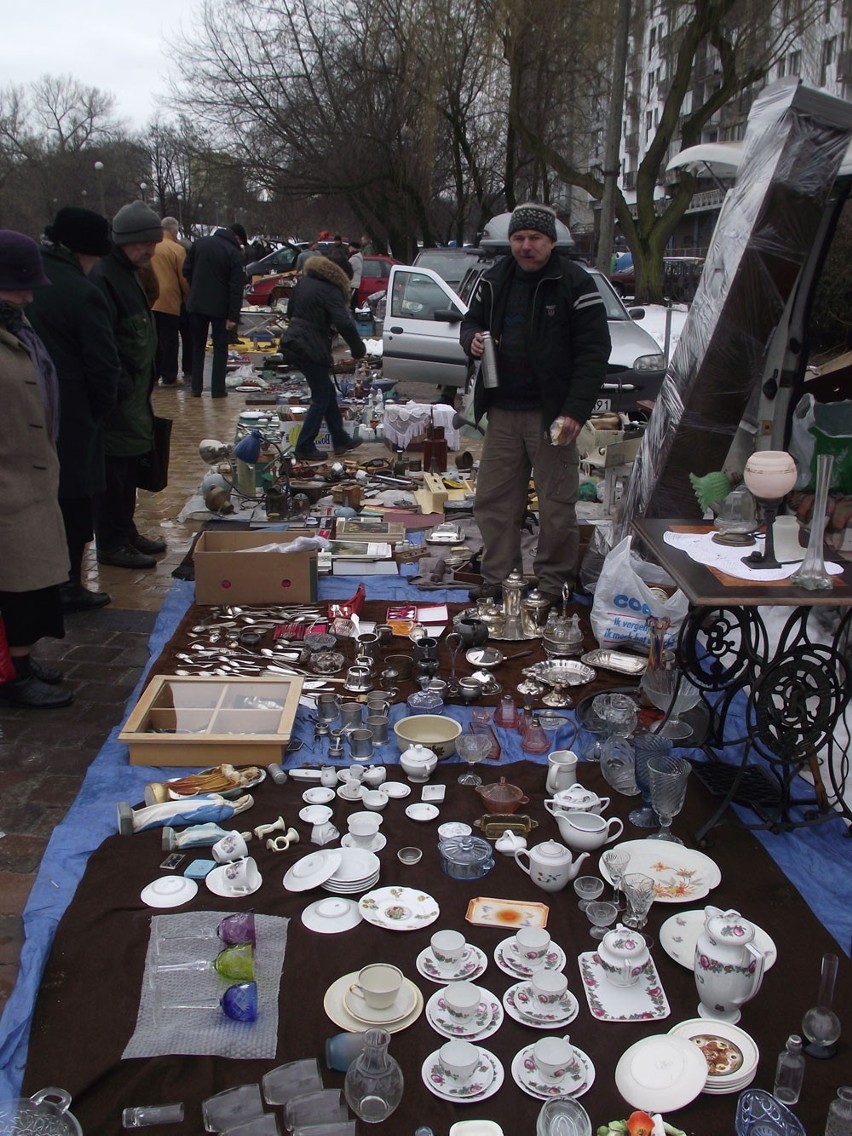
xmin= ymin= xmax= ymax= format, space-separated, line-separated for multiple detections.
xmin=668 ymin=1018 xmax=759 ymax=1095
xmin=322 ymin=847 xmax=381 ymax=895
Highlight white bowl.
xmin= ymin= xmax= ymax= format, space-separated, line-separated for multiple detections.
xmin=361 ymin=789 xmax=389 ymax=811
xmin=393 ymin=714 xmax=463 ymax=760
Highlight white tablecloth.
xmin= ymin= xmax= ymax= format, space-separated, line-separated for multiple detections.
xmin=383 ymin=402 xmax=461 ymax=451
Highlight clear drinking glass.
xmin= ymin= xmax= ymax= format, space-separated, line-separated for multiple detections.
xmin=621 ymin=872 xmax=656 ymax=933
xmin=586 ymin=900 xmax=619 ymax=940
xmin=640 ymin=650 xmax=702 ymax=740
xmin=646 ymin=754 xmax=692 ymax=843
xmin=600 ymin=848 xmax=630 ymax=908
xmin=455 ymin=732 xmax=492 ymax=786
xmin=573 ymin=875 xmax=604 ymax=911
xmin=631 ymin=734 xmax=673 ymax=827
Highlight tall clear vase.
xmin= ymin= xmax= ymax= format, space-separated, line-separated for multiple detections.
xmin=791 ymin=454 xmax=835 ymax=590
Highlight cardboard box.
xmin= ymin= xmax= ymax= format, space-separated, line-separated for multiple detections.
xmin=194 ymin=529 xmax=318 ymax=605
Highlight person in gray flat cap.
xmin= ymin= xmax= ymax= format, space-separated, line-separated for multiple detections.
xmin=460 ymin=202 xmax=611 ymax=606
xmin=89 ymin=201 xmax=167 ymax=570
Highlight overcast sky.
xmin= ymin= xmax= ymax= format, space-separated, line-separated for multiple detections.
xmin=2 ymin=0 xmax=199 ymax=130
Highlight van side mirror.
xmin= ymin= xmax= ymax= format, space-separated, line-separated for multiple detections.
xmin=434 ymin=307 xmax=463 ymax=324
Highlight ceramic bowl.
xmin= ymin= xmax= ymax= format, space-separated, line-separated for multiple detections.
xmin=361 ymin=789 xmax=389 ymax=811
xmin=393 ymin=715 xmax=462 ymax=760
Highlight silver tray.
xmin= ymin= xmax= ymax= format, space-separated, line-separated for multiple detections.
xmin=580 ymin=649 xmax=647 ymax=676
xmin=525 ymin=659 xmax=596 ymax=687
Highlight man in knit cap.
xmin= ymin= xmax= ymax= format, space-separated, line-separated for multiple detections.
xmin=460 ymin=202 xmax=610 ymax=605
xmin=89 ymin=201 xmax=166 ymax=570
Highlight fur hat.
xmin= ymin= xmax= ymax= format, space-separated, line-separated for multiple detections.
xmin=508 ymin=202 xmax=558 ymax=241
xmin=45 ymin=207 xmax=110 ymax=256
xmin=229 ymin=223 xmax=248 ymax=246
xmin=111 ymin=201 xmax=163 ymax=246
xmin=0 ymin=230 xmax=51 ymax=290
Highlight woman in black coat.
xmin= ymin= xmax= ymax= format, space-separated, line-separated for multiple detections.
xmin=27 ymin=208 xmax=124 ymax=612
xmin=279 ymin=255 xmax=366 ymax=460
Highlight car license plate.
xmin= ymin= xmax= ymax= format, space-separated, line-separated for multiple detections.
xmin=593 ymin=398 xmax=611 ymax=413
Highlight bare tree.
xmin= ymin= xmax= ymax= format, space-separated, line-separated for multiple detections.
xmin=30 ymin=75 xmax=122 ymax=152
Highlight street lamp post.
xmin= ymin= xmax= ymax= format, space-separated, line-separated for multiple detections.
xmin=139 ymin=182 xmax=147 ymax=203
xmin=93 ymin=161 xmax=105 ymax=214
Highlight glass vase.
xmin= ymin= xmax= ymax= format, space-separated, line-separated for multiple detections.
xmin=344 ymin=1027 xmax=404 ymax=1123
xmin=791 ymin=453 xmax=835 ymax=590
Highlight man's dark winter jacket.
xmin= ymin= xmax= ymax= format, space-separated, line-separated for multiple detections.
xmin=183 ymin=228 xmax=246 ymax=322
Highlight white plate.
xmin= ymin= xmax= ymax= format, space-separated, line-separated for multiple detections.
xmin=301 ymin=896 xmax=362 ymax=934
xmin=668 ymin=1017 xmax=760 ymax=1090
xmin=615 ymin=1034 xmax=708 ymax=1112
xmin=283 ymin=849 xmax=342 ymax=892
xmin=659 ymin=909 xmax=777 ymax=971
xmin=422 ymin=1046 xmax=504 ymax=1102
xmin=494 ymin=936 xmax=566 ymax=979
xmin=359 ymin=886 xmax=440 ymax=931
xmin=511 ymin=1042 xmax=595 ymax=1100
xmin=600 ymin=840 xmax=722 ymax=903
xmin=425 ymin=986 xmax=504 ymax=1041
xmin=302 ymin=786 xmax=337 ymax=805
xmin=577 ymin=951 xmax=670 ymax=1022
xmin=405 ymin=803 xmax=440 ymax=822
xmin=502 ymin=981 xmax=580 ymax=1029
xmin=140 ymin=876 xmax=198 ymax=909
xmin=324 ymin=970 xmax=423 ymax=1034
xmin=416 ymin=945 xmax=488 ymax=985
xmin=327 ymin=847 xmax=381 ymax=883
xmin=421 ymin=784 xmax=446 ymax=802
xmin=382 ymin=781 xmax=412 ymax=799
xmin=341 ymin=832 xmax=387 ymax=852
xmin=345 ymin=981 xmax=418 ymax=1025
xmin=205 ymin=862 xmax=262 ymax=898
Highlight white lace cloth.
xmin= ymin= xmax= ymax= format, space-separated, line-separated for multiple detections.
xmin=383 ymin=402 xmax=461 ymax=451
xmin=663 ymin=529 xmax=843 ymax=583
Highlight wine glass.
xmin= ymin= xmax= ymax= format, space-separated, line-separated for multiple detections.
xmin=621 ymin=872 xmax=656 ymax=933
xmin=153 ymin=942 xmax=255 ymax=984
xmin=154 ymin=980 xmax=258 ymax=1024
xmin=630 ymin=734 xmax=673 ymax=827
xmin=647 ymin=754 xmax=692 ymax=843
xmin=600 ymin=848 xmax=629 ymax=909
xmin=586 ymin=900 xmax=619 ymax=940
xmin=573 ymin=875 xmax=604 ymax=911
xmin=640 ymin=650 xmax=701 ymax=740
xmin=455 ymin=732 xmax=492 ymax=786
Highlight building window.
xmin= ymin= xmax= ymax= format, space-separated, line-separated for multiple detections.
xmin=821 ymin=37 xmax=836 ymax=83
xmin=825 ymin=0 xmax=832 ymax=22
xmin=778 ymin=56 xmax=786 ymax=77
xmin=645 ymin=109 xmax=653 ymax=141
xmin=789 ymin=50 xmax=801 ymax=75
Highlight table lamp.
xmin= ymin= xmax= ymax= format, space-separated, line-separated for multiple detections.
xmin=741 ymin=450 xmax=798 ymax=570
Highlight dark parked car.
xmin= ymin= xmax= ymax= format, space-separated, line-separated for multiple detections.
xmin=610 ymin=256 xmax=704 ymax=302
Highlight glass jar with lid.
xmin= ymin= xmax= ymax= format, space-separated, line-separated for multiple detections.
xmin=438 ymin=835 xmax=494 ymax=880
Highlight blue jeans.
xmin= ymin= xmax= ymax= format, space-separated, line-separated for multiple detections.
xmin=296 ymin=361 xmax=351 ymax=452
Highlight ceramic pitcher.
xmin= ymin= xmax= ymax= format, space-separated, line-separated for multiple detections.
xmin=545 ymin=750 xmax=579 ymax=794
xmin=514 ymin=840 xmax=589 ymax=892
xmin=693 ymin=906 xmax=766 ymax=1023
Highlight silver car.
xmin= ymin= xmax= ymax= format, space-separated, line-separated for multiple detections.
xmin=381 ymin=258 xmax=667 ymax=416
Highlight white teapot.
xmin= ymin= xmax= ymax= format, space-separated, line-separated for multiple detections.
xmin=514 ymin=839 xmax=589 ymax=892
xmin=694 ymin=906 xmax=766 ymax=1023
xmin=399 ymin=742 xmax=438 ymax=783
xmin=597 ymin=923 xmax=650 ymax=987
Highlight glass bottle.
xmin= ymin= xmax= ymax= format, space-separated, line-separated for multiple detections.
xmin=344 ymin=1027 xmax=404 ymax=1124
xmin=774 ymin=1034 xmax=805 ymax=1106
xmin=825 ymin=1086 xmax=852 ymax=1136
xmin=791 ymin=453 xmax=835 ymax=590
xmin=802 ymin=951 xmax=842 ymax=1059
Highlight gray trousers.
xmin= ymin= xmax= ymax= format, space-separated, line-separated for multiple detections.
xmin=474 ymin=406 xmax=580 ymax=596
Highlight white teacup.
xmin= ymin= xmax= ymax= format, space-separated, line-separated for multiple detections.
xmin=348 ymin=765 xmax=366 ymax=784
xmin=221 ymin=856 xmax=261 ymax=895
xmin=528 ymin=969 xmax=568 ymax=1007
xmin=348 ymin=963 xmax=403 ymax=1011
xmin=347 ymin=811 xmax=382 ymax=847
xmin=512 ymin=927 xmax=551 ymax=969
xmin=442 ymin=981 xmax=482 ymax=1024
xmin=430 ymin=929 xmax=471 ymax=970
xmin=438 ymin=1039 xmax=481 ymax=1086
xmin=532 ymin=1035 xmax=575 ymax=1083
xmin=361 ymin=789 xmax=388 ymax=811
xmin=212 ymin=832 xmax=249 ymax=863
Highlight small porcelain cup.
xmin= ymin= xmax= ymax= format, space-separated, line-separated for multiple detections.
xmin=348 ymin=765 xmax=366 ymax=784
xmin=439 ymin=1039 xmax=481 ymax=1086
xmin=442 ymin=981 xmax=482 ymax=1024
xmin=430 ymin=929 xmax=471 ymax=970
xmin=532 ymin=1035 xmax=575 ymax=1083
xmin=528 ymin=969 xmax=568 ymax=1007
xmin=361 ymin=789 xmax=388 ymax=811
xmin=348 ymin=963 xmax=403 ymax=1011
xmin=221 ymin=856 xmax=261 ymax=895
xmin=513 ymin=927 xmax=551 ymax=969
xmin=212 ymin=832 xmax=249 ymax=863
xmin=348 ymin=812 xmax=382 ymax=847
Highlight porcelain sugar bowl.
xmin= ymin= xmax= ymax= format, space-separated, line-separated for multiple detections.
xmin=597 ymin=923 xmax=650 ymax=988
xmin=399 ymin=742 xmax=438 ymax=783
xmin=694 ymin=906 xmax=766 ymax=1023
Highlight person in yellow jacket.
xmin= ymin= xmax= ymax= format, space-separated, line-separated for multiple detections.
xmin=150 ymin=216 xmax=188 ymax=386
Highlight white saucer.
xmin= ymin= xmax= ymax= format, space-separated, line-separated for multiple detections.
xmin=302 ymin=786 xmax=336 ymax=805
xmin=341 ymin=832 xmax=387 ymax=852
xmin=416 ymin=945 xmax=488 ymax=984
xmin=324 ymin=970 xmax=423 ymax=1034
xmin=494 ymin=936 xmax=566 ymax=978
xmin=140 ymin=876 xmax=198 ymax=909
xmin=659 ymin=909 xmax=777 ymax=971
xmin=344 ymin=981 xmax=417 ymax=1025
xmin=301 ymin=896 xmax=363 ymax=934
xmin=205 ymin=862 xmax=262 ymax=898
xmin=283 ymin=849 xmax=342 ymax=892
xmin=422 ymin=1046 xmax=504 ymax=1102
xmin=382 ymin=782 xmax=412 ymax=799
xmin=578 ymin=951 xmax=670 ymax=1022
xmin=405 ymin=802 xmax=440 ymax=822
xmin=502 ymin=981 xmax=580 ymax=1029
xmin=359 ymin=886 xmax=440 ymax=930
xmin=337 ymin=783 xmax=364 ymax=801
xmin=425 ymin=986 xmax=503 ymax=1041
xmin=615 ymin=1034 xmax=707 ymax=1112
xmin=511 ymin=1042 xmax=595 ymax=1100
